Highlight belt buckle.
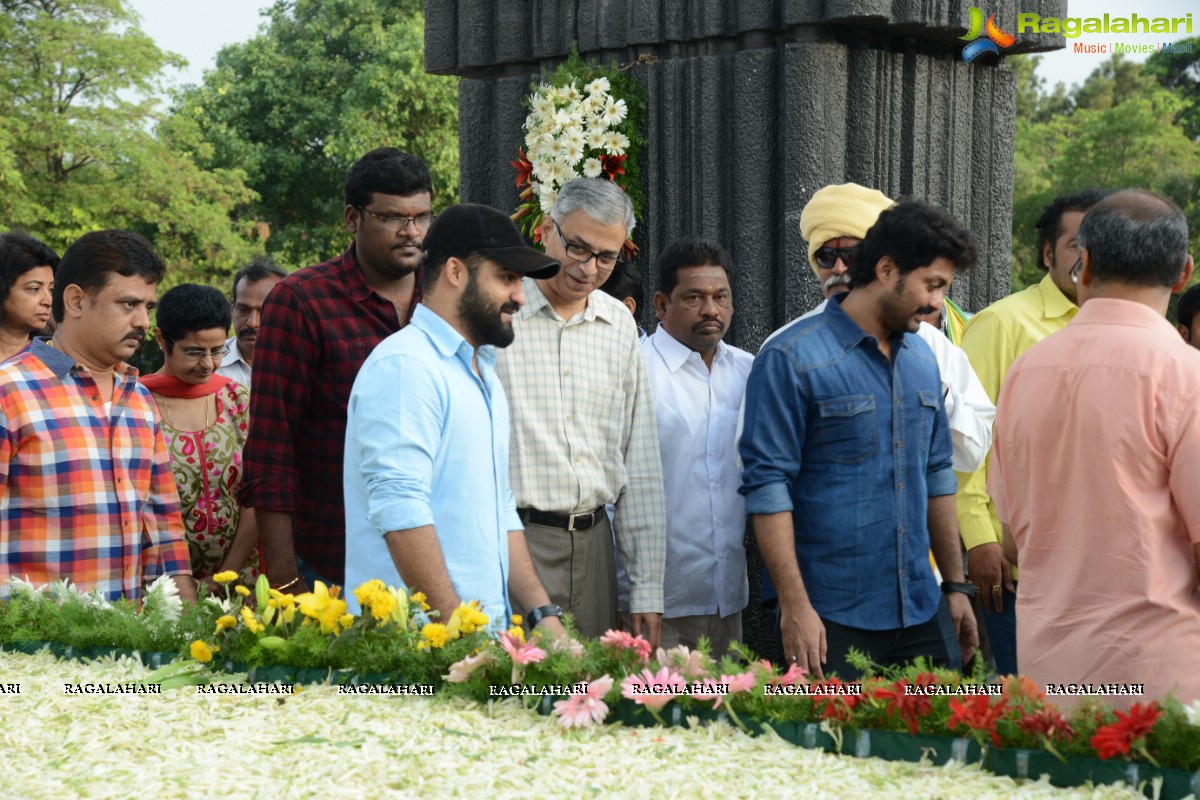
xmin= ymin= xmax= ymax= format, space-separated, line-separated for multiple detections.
xmin=567 ymin=511 xmax=589 ymax=532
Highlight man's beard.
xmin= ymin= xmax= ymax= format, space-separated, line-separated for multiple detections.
xmin=879 ymin=276 xmax=933 ymax=336
xmin=460 ymin=273 xmax=518 ymax=348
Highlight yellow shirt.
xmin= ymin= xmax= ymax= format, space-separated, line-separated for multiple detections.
xmin=956 ymin=275 xmax=1077 ymax=558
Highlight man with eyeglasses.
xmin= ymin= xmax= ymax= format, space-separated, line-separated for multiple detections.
xmin=241 ymin=148 xmax=434 ymax=595
xmin=0 ymin=230 xmax=195 ymax=602
xmin=494 ymin=178 xmax=666 ymax=647
xmin=642 ymin=237 xmax=752 ymax=656
xmin=956 ymin=188 xmax=1107 ymax=677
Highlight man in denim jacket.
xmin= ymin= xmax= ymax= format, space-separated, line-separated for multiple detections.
xmin=740 ymin=199 xmax=980 ymax=680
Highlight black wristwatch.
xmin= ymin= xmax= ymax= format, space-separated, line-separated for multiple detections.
xmin=526 ymin=603 xmax=563 ymax=628
xmin=941 ymin=581 xmax=977 ymax=598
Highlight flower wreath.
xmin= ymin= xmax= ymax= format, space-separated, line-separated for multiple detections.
xmin=511 ymin=50 xmax=647 ymax=260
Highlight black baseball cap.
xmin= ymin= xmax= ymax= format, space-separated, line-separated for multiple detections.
xmin=422 ymin=203 xmax=560 ymax=279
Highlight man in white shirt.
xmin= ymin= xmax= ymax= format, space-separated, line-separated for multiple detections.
xmin=644 ymin=237 xmax=752 ymax=655
xmin=217 ymin=257 xmax=286 ymax=389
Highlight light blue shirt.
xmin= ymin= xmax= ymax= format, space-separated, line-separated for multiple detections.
xmin=343 ymin=304 xmax=521 ymax=625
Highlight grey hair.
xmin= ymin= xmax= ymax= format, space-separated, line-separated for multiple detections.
xmin=1077 ymin=190 xmax=1189 ymax=289
xmin=549 ymin=178 xmax=636 ymax=236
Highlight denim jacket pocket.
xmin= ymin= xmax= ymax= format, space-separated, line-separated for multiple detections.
xmin=815 ymin=395 xmax=878 ymax=465
xmin=917 ymin=389 xmax=941 ymax=456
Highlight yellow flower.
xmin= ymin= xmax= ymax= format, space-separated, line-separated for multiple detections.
xmin=448 ymin=600 xmax=489 ymax=636
xmin=295 ymin=581 xmax=348 ymax=635
xmin=421 ymin=622 xmax=450 ymax=649
xmin=411 ymin=591 xmax=430 ymax=612
xmin=268 ymin=588 xmax=296 ymax=610
xmin=213 ymin=615 xmax=237 ymax=636
xmin=510 ymin=614 xmax=523 ymax=626
xmin=212 ymin=571 xmax=239 ymax=584
xmin=339 ymin=613 xmax=355 ymax=630
xmin=506 ymin=625 xmax=526 ymax=643
xmin=235 ymin=585 xmax=251 ymax=597
xmin=240 ymin=606 xmax=265 ymax=634
xmin=353 ymin=579 xmax=403 ymax=624
xmin=190 ymin=640 xmax=215 ymax=663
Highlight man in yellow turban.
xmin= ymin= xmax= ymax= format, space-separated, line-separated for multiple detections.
xmin=798 ymin=183 xmax=894 ymax=300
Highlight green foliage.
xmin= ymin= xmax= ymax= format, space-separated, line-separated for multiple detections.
xmin=170 ymin=0 xmax=460 ymax=269
xmin=1010 ymin=54 xmax=1200 ymax=292
xmin=0 ymin=0 xmax=258 ymax=284
xmin=1143 ymin=37 xmax=1200 ymax=140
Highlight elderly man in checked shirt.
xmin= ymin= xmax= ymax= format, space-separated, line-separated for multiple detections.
xmin=0 ymin=230 xmax=195 ymax=602
xmin=495 ymin=178 xmax=667 ymax=648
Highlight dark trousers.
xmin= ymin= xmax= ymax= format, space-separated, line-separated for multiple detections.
xmin=776 ymin=597 xmax=961 ymax=680
xmin=981 ymin=585 xmax=1018 ymax=676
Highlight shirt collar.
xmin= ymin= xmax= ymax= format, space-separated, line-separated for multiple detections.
xmin=519 ymin=278 xmax=617 ymax=325
xmin=651 ymin=326 xmax=727 ymax=372
xmin=1073 ymin=297 xmax=1180 ymax=334
xmin=338 ymin=244 xmax=377 ymax=303
xmin=409 ymin=303 xmax=495 ymax=367
xmin=222 ymin=336 xmax=248 ymax=367
xmin=822 ymin=293 xmax=915 ymax=354
xmin=1038 ymin=273 xmax=1078 ymax=320
xmin=31 ymin=337 xmax=138 ymax=379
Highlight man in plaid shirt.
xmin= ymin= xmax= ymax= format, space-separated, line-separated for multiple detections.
xmin=240 ymin=149 xmax=433 ymax=593
xmin=0 ymin=230 xmax=195 ymax=602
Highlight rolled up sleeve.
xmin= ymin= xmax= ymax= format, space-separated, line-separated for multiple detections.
xmin=739 ymin=348 xmax=806 ymax=515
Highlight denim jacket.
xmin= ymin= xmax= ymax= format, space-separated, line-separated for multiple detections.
xmin=739 ymin=295 xmax=956 ymax=630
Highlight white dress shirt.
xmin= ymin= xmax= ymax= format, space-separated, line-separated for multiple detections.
xmin=216 ymin=336 xmax=252 ymax=389
xmin=644 ymin=328 xmax=752 ymax=618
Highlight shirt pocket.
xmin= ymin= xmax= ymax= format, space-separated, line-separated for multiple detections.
xmin=815 ymin=395 xmax=878 ymax=465
xmin=917 ymin=389 xmax=941 ymax=456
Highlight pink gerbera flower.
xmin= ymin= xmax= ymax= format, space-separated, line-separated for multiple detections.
xmin=599 ymin=629 xmax=653 ymax=663
xmin=621 ymin=666 xmax=686 ymax=712
xmin=553 ymin=675 xmax=615 ymax=729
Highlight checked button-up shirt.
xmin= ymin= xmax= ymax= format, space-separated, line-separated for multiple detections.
xmin=0 ymin=339 xmax=192 ymax=600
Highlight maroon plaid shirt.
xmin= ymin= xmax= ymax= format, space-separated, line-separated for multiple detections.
xmin=240 ymin=245 xmax=414 ymax=581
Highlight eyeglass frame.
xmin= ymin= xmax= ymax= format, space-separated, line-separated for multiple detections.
xmin=553 ymin=220 xmax=624 ymax=271
xmin=165 ymin=338 xmax=226 ymax=363
xmin=1069 ymin=256 xmax=1083 ymax=284
xmin=356 ymin=206 xmax=436 ymax=232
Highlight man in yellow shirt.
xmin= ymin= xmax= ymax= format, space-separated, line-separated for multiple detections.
xmin=957 ymin=189 xmax=1107 ymax=676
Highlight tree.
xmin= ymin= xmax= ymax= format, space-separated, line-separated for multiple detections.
xmin=1144 ymin=37 xmax=1200 ymax=141
xmin=0 ymin=0 xmax=258 ymax=281
xmin=1010 ymin=55 xmax=1200 ymax=291
xmin=171 ymin=0 xmax=460 ymax=269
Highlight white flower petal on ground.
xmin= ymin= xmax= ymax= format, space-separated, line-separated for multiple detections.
xmin=0 ymin=651 xmax=1151 ymax=800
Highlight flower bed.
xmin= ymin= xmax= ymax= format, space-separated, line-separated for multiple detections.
xmin=0 ymin=649 xmax=1152 ymax=800
xmin=2 ymin=576 xmax=1198 ymax=798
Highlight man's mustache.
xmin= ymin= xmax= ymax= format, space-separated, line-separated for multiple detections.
xmin=824 ymin=274 xmax=852 ymax=292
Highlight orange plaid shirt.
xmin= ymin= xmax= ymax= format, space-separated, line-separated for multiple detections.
xmin=0 ymin=339 xmax=191 ymax=600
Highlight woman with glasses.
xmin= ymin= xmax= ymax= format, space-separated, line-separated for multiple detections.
xmin=142 ymin=283 xmax=259 ymax=589
xmin=0 ymin=231 xmax=58 ymax=362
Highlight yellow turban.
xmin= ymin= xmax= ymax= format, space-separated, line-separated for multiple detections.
xmin=799 ymin=183 xmax=894 ymax=277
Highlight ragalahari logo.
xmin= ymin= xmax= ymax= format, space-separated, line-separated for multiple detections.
xmin=960 ymin=7 xmax=1016 ymax=62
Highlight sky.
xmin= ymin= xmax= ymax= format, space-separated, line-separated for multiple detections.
xmin=127 ymin=0 xmax=1195 ymax=95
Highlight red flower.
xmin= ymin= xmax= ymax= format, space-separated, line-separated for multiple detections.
xmin=510 ymin=147 xmax=534 ymax=188
xmin=601 ymin=154 xmax=627 ymax=181
xmin=812 ymin=677 xmax=864 ymax=723
xmin=1090 ymin=703 xmax=1163 ymax=760
xmin=947 ymin=694 xmax=1009 ymax=746
xmin=872 ymin=675 xmax=934 ymax=735
xmin=1017 ymin=706 xmax=1076 ymax=744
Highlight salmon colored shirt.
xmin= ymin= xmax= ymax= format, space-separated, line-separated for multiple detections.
xmin=989 ymin=298 xmax=1200 ymax=708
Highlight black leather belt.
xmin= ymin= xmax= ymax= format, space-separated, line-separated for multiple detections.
xmin=519 ymin=506 xmax=604 ymax=532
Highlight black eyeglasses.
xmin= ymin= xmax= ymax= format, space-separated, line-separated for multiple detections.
xmin=815 ymin=246 xmax=854 ymax=271
xmin=554 ymin=220 xmax=623 ymax=271
xmin=357 ymin=207 xmax=436 ymax=232
xmin=166 ymin=338 xmax=225 ymax=363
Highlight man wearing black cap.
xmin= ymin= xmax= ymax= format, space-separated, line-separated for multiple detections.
xmin=343 ymin=204 xmax=565 ymax=636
